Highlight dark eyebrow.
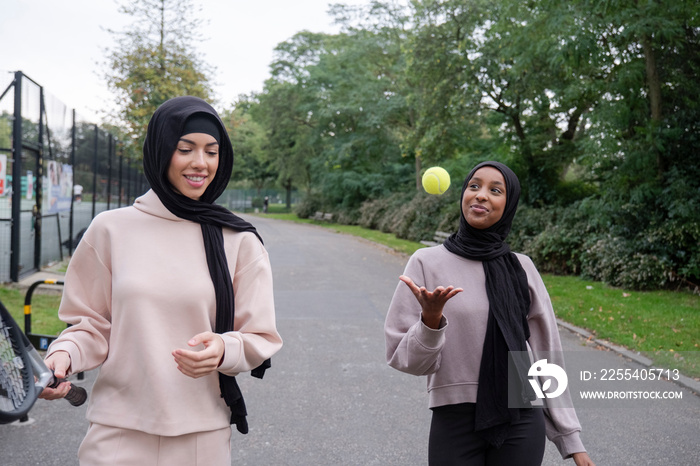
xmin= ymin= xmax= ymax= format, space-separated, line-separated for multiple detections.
xmin=470 ymin=176 xmax=505 ymax=186
xmin=178 ymin=137 xmax=219 ymax=146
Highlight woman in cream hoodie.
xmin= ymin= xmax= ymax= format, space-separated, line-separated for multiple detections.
xmin=40 ymin=96 xmax=282 ymax=465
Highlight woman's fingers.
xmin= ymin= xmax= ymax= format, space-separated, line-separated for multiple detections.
xmin=44 ymin=351 xmax=71 ymax=379
xmin=444 ymin=287 xmax=464 ymax=300
xmin=400 ymin=275 xmax=425 ymax=301
xmin=425 ymin=286 xmax=463 ymax=303
xmin=172 ymin=332 xmax=225 ymax=378
xmin=400 ymin=275 xmax=464 ymax=304
xmin=39 ymin=380 xmax=72 ymax=400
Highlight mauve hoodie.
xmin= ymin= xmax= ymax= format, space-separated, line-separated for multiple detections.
xmin=385 ymin=244 xmax=586 ymax=459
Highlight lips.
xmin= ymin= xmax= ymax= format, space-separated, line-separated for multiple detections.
xmin=184 ymin=175 xmax=207 ymax=187
xmin=470 ymin=204 xmax=489 ymax=213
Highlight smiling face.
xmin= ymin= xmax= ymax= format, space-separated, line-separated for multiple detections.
xmin=167 ymin=133 xmax=220 ymax=201
xmin=461 ymin=166 xmax=507 ymax=230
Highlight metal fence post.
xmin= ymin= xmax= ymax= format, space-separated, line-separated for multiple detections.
xmin=107 ymin=134 xmax=113 ymax=209
xmin=69 ymin=109 xmax=76 ymax=256
xmin=91 ymin=124 xmax=98 ymax=219
xmin=118 ymin=147 xmax=123 ymax=207
xmin=10 ymin=71 xmax=23 ymax=282
xmin=34 ymin=87 xmax=45 ymax=271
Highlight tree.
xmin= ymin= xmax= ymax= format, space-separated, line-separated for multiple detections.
xmin=273 ymin=4 xmax=415 ymax=208
xmin=221 ymin=96 xmax=276 ymax=193
xmin=104 ymin=0 xmax=213 ymax=154
xmin=238 ymin=0 xmax=699 ymax=288
xmin=404 ymin=0 xmax=490 ymax=184
xmin=325 ymin=2 xmax=418 ymax=192
xmin=254 ymin=78 xmax=317 ymax=208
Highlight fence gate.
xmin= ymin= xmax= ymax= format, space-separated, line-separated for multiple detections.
xmin=0 ymin=70 xmax=148 ymax=282
xmin=0 ymin=72 xmax=40 ymax=280
xmin=1 ymin=72 xmax=70 ymax=281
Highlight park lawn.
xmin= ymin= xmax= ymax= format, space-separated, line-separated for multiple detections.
xmin=256 ymin=212 xmax=700 ymax=377
xmin=543 ymin=275 xmax=699 ymax=378
xmin=1 ymin=287 xmax=64 ymax=336
xmin=249 ymin=212 xmax=424 ymax=256
xmin=265 ymin=203 xmax=295 ymax=215
xmin=5 ymin=211 xmax=699 ymax=378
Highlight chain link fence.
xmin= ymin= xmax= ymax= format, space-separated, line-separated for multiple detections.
xmin=0 ymin=71 xmax=298 ymax=282
xmin=0 ymin=70 xmax=147 ymax=282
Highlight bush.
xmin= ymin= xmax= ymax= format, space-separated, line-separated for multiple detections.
xmin=357 ymin=193 xmax=408 ymax=230
xmin=404 ymin=193 xmax=455 ymax=241
xmin=511 ymin=203 xmax=593 ymax=275
xmin=293 ymin=193 xmax=324 ymax=219
xmin=509 ymin=205 xmax=554 ymax=255
xmin=581 ymin=235 xmax=676 ymax=290
xmin=334 ymin=207 xmax=362 ymax=225
xmin=352 ymin=189 xmax=461 ymax=241
xmin=298 ymin=180 xmax=699 ymax=291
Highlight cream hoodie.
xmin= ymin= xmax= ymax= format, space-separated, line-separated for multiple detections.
xmin=48 ymin=190 xmax=282 ymax=436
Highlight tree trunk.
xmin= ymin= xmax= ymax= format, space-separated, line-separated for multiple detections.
xmin=415 ymin=153 xmax=422 ymax=191
xmin=642 ymin=37 xmax=662 ymax=122
xmin=642 ymin=34 xmax=664 ymax=174
xmin=159 ymin=0 xmax=166 ymax=71
xmin=285 ymin=178 xmax=293 ymax=209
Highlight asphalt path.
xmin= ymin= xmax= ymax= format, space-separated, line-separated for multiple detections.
xmin=1 ymin=215 xmax=699 ymax=465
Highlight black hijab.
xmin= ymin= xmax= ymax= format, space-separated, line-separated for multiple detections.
xmin=143 ymin=96 xmax=268 ymax=434
xmin=443 ymin=161 xmax=536 ymax=447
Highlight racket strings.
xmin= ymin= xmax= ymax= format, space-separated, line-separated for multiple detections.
xmin=0 ymin=317 xmax=29 ymax=410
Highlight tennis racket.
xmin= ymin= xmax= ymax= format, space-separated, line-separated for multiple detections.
xmin=0 ymin=301 xmax=87 ymax=424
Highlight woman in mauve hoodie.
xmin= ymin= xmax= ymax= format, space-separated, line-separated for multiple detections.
xmin=40 ymin=96 xmax=282 ymax=465
xmin=385 ymin=161 xmax=593 ymax=466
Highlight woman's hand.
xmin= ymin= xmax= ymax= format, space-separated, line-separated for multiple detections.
xmin=38 ymin=351 xmax=72 ymax=400
xmin=172 ymin=332 xmax=225 ymax=378
xmin=572 ymin=452 xmax=595 ymax=466
xmin=399 ymin=275 xmax=463 ymax=329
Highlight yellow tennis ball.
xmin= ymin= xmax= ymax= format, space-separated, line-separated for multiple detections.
xmin=422 ymin=166 xmax=451 ymax=195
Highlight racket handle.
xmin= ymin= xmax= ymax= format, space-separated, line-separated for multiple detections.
xmin=48 ymin=375 xmax=88 ymax=407
xmin=64 ymin=384 xmax=88 ymax=407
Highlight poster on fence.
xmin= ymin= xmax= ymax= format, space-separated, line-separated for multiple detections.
xmin=0 ymin=154 xmax=5 ymax=196
xmin=44 ymin=161 xmax=72 ymax=213
xmin=26 ymin=170 xmax=33 ymax=200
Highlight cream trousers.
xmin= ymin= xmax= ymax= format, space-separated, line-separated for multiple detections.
xmin=78 ymin=423 xmax=232 ymax=466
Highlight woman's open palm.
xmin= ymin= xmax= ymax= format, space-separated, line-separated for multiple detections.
xmin=399 ymin=275 xmax=463 ymax=329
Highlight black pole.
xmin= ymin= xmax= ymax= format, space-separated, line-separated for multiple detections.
xmin=10 ymin=72 xmax=23 ymax=282
xmin=34 ymin=88 xmax=45 ymax=271
xmin=69 ymin=109 xmax=76 ymax=255
xmin=118 ymin=145 xmax=123 ymax=207
xmin=126 ymin=160 xmax=132 ymax=205
xmin=91 ymin=124 xmax=98 ymax=219
xmin=107 ymin=134 xmax=113 ymax=209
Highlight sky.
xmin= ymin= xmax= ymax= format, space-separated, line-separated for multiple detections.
xmin=0 ymin=0 xmax=371 ymax=122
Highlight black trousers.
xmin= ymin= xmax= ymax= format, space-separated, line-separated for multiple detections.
xmin=428 ymin=403 xmax=545 ymax=466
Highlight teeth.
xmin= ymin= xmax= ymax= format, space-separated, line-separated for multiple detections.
xmin=185 ymin=175 xmax=205 ymax=182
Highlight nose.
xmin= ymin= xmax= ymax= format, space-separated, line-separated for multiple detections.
xmin=190 ymin=149 xmax=206 ymax=168
xmin=475 ymin=186 xmax=489 ymax=201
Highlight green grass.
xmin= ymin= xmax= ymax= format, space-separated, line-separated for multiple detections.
xmin=6 ymin=211 xmax=699 ymax=378
xmin=266 ymin=203 xmax=294 ymax=214
xmin=251 ymin=212 xmax=424 ymax=255
xmin=1 ymin=287 xmax=64 ymax=336
xmin=250 ymin=212 xmax=303 ymax=222
xmin=256 ymin=212 xmax=699 ymax=377
xmin=543 ymin=275 xmax=699 ymax=378
xmin=235 ymin=203 xmax=294 ymax=215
